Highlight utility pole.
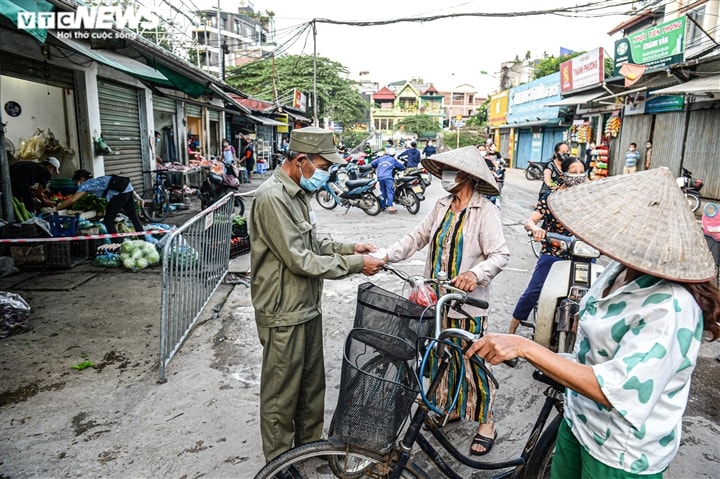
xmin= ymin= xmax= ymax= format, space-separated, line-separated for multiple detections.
xmin=312 ymin=20 xmax=318 ymax=127
xmin=216 ymin=0 xmax=222 ymax=80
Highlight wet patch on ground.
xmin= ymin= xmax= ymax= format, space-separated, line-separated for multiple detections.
xmin=0 ymin=381 xmax=66 ymax=407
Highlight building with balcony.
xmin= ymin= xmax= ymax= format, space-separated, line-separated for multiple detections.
xmin=370 ymin=82 xmax=444 ymax=141
xmin=189 ymin=0 xmax=275 ymax=79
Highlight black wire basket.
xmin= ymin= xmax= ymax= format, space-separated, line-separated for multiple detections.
xmin=333 ymin=328 xmax=420 ymax=451
xmin=353 ymin=282 xmax=435 ymax=355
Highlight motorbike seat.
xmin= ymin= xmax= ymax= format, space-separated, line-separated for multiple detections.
xmin=207 ymin=171 xmax=223 ymax=185
xmin=358 ymin=164 xmax=374 ymax=174
xmin=396 ymin=176 xmax=417 ymax=185
xmin=345 ymin=179 xmax=374 ymax=189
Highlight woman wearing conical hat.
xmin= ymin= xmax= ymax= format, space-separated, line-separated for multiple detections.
xmin=384 ymin=146 xmax=510 ymax=456
xmin=466 ymin=168 xmax=720 ymax=477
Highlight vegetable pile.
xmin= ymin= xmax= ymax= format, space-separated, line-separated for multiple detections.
xmin=119 ymin=240 xmax=161 ymax=271
xmin=73 ymin=194 xmax=107 ymax=215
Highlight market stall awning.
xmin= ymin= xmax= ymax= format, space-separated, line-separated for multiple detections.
xmin=53 ymin=35 xmax=169 ymax=83
xmin=652 ymin=75 xmax=720 ymax=96
xmin=0 ymin=0 xmax=54 ymax=44
xmin=545 ymin=89 xmax=606 ymax=107
xmin=246 ymin=114 xmax=286 ymax=126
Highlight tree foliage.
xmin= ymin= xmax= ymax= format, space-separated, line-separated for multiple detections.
xmin=465 ymin=100 xmax=489 ymax=127
xmin=441 ymin=129 xmax=486 ymax=149
xmin=395 ymin=114 xmax=441 ymax=137
xmin=532 ymin=52 xmax=584 ymax=79
xmin=225 ymin=54 xmax=367 ymax=128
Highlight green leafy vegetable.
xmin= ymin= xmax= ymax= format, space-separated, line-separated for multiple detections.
xmin=71 ymin=361 xmax=94 ymax=370
xmin=74 ymin=194 xmax=107 ymax=215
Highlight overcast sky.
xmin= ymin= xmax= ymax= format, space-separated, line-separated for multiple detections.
xmin=191 ymin=0 xmax=633 ymax=94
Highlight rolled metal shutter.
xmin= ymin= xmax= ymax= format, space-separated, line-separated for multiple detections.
xmin=683 ymin=109 xmax=719 ymax=199
xmin=0 ymin=51 xmax=74 ymax=88
xmin=207 ymin=108 xmax=220 ymax=121
xmin=153 ymin=96 xmax=177 ymax=113
xmin=97 ymin=79 xmax=143 ymax=189
xmin=186 ymin=104 xmax=202 ymax=118
xmin=653 ymin=111 xmax=686 ymax=176
xmin=611 ymin=115 xmax=652 ymax=176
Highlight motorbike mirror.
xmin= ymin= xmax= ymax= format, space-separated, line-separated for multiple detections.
xmin=571 ymin=240 xmax=601 ymax=259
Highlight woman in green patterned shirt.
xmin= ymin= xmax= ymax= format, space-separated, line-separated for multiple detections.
xmin=465 ymin=168 xmax=720 ymax=478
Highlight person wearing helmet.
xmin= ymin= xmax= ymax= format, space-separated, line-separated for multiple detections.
xmin=371 ymin=147 xmax=405 ymax=213
xmin=10 ymin=157 xmax=60 ymax=214
xmin=363 ymin=141 xmax=373 ymax=158
xmin=397 ymin=140 xmax=421 ymax=168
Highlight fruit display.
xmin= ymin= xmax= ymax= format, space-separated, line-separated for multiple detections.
xmin=592 ymin=145 xmax=610 ymax=179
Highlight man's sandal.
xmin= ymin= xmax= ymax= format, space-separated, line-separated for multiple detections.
xmin=469 ymin=429 xmax=498 ymax=456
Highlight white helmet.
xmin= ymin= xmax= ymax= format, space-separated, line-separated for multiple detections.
xmin=386 ymin=147 xmax=396 ymax=157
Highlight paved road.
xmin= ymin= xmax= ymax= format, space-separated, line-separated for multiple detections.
xmin=0 ymin=168 xmax=717 ymax=478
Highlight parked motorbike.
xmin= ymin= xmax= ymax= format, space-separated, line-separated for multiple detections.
xmin=525 ymin=160 xmax=546 ymax=181
xmin=197 ymin=163 xmax=244 ymax=215
xmin=403 ymin=166 xmax=432 ymax=193
xmin=528 ymin=232 xmax=604 ymax=353
xmin=676 ymin=167 xmax=704 ymax=213
xmin=315 ymin=163 xmax=382 ymax=216
xmin=393 ymin=173 xmax=424 ymax=215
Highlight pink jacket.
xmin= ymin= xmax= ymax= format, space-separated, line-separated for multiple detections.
xmin=386 ymin=191 xmax=510 ymax=316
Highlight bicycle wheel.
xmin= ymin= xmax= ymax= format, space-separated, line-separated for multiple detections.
xmin=253 ymin=440 xmax=421 ymax=479
xmin=685 ymin=192 xmax=701 ymax=213
xmin=143 ymin=187 xmax=170 ymax=221
xmin=519 ymin=414 xmax=562 ymax=479
xmin=530 ymin=239 xmax=543 ymax=258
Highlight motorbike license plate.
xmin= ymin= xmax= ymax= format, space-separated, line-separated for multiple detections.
xmin=412 ymin=185 xmax=423 ymax=194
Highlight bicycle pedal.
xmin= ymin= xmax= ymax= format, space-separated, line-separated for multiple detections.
xmin=519 ymin=320 xmax=536 ymax=329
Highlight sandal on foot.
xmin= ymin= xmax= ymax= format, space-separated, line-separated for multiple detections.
xmin=469 ymin=430 xmax=497 ymax=456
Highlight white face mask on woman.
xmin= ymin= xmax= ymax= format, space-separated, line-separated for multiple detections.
xmin=441 ymin=170 xmax=462 ymax=192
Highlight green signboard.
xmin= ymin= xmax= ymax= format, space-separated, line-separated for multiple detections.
xmin=644 ymin=94 xmax=685 ymax=114
xmin=613 ymin=16 xmax=686 ymax=75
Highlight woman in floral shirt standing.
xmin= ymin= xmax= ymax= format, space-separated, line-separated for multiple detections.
xmin=467 ymin=167 xmax=720 ymax=478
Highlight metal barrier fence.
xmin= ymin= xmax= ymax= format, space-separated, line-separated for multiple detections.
xmin=159 ymin=193 xmax=235 ymax=383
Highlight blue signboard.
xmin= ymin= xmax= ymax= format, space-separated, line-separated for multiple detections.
xmin=507 ymin=72 xmax=562 ymax=125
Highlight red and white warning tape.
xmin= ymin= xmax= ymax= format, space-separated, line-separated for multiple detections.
xmin=0 ymin=229 xmax=171 ymax=244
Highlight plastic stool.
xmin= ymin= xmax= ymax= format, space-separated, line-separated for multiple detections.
xmin=255 ymin=161 xmax=266 ymax=176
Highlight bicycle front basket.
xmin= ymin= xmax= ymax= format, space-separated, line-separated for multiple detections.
xmin=333 ymin=328 xmax=420 ymax=451
xmin=354 ymin=282 xmax=435 ymax=348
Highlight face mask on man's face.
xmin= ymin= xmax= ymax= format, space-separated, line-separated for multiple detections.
xmin=299 ymin=164 xmax=330 ymax=192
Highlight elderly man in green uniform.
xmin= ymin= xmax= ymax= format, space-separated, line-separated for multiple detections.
xmin=249 ymin=126 xmax=385 ymax=467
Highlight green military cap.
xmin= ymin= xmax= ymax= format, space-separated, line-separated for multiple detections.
xmin=288 ymin=126 xmax=344 ymax=164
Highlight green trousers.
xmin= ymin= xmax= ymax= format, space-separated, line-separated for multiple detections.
xmin=257 ymin=315 xmax=325 ymax=462
xmin=552 ymin=419 xmax=664 ymax=479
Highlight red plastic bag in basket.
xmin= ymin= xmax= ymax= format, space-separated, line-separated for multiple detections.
xmin=408 ymin=282 xmax=437 ymax=308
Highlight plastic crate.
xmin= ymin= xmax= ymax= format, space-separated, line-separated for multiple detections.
xmin=50 ymin=213 xmax=80 ymax=237
xmin=46 ymin=241 xmax=88 ymax=268
xmin=10 ymin=244 xmax=46 ymax=266
xmin=87 ymin=238 xmax=109 ymax=259
xmin=229 ymin=235 xmax=250 ymax=258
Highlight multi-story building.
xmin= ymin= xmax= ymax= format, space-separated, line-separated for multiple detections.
xmin=442 ymin=84 xmax=487 ymax=126
xmin=370 ymin=81 xmax=444 ymax=142
xmin=190 ymin=0 xmax=275 ymax=79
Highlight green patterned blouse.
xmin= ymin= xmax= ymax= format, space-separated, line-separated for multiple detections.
xmin=565 ymin=260 xmax=703 ymax=474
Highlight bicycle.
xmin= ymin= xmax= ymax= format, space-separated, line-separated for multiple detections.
xmin=529 ymin=231 xmax=543 ymax=258
xmin=137 ymin=169 xmax=171 ymax=222
xmin=254 ymin=266 xmax=565 ymax=479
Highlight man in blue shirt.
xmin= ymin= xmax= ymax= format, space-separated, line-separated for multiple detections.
xmin=422 ymin=140 xmax=437 ymax=158
xmin=623 ymin=142 xmax=640 ymax=174
xmin=397 ymin=141 xmax=421 ymax=168
xmin=371 ymin=148 xmax=405 ymax=213
xmin=56 ymin=170 xmax=144 ymax=243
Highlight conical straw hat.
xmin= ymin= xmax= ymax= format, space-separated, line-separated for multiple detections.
xmin=547 ymin=167 xmax=715 ymax=282
xmin=421 ymin=146 xmax=500 ymax=196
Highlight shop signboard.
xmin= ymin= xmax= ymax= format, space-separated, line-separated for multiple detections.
xmin=613 ymin=16 xmax=686 ymax=75
xmin=644 ymin=93 xmax=685 ymax=113
xmin=292 ymin=89 xmax=307 ymax=112
xmin=488 ymin=89 xmax=509 ymax=127
xmin=559 ymin=48 xmax=604 ymax=93
xmin=507 ymin=72 xmax=561 ymax=125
